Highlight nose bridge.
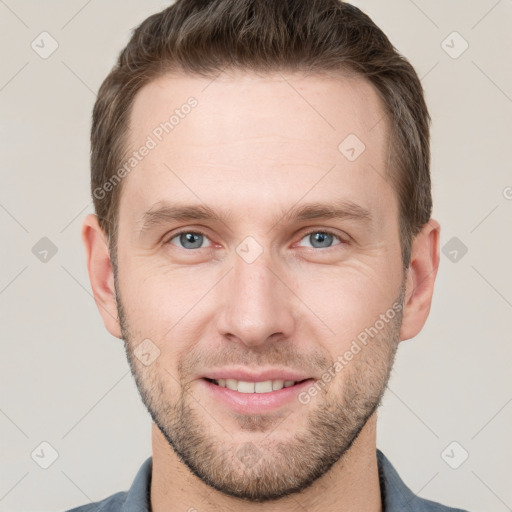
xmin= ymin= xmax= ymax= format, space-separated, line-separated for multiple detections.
xmin=217 ymin=246 xmax=295 ymax=346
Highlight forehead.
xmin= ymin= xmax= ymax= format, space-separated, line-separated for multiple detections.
xmin=128 ymin=69 xmax=387 ymax=150
xmin=119 ymin=70 xmax=394 ymax=232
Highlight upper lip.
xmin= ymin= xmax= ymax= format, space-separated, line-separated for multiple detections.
xmin=201 ymin=368 xmax=314 ymax=382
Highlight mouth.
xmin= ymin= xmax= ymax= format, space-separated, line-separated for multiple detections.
xmin=202 ymin=377 xmax=312 ymax=394
xmin=200 ymin=376 xmax=315 ymax=414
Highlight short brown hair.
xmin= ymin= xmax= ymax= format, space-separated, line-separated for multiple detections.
xmin=91 ymin=0 xmax=432 ymax=270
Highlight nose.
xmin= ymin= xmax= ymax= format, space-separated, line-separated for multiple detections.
xmin=215 ymin=251 xmax=296 ymax=348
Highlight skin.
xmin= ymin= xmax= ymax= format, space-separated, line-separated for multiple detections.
xmin=82 ymin=70 xmax=440 ymax=512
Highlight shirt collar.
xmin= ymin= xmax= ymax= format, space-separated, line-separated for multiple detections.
xmin=122 ymin=456 xmax=152 ymax=512
xmin=377 ymin=449 xmax=418 ymax=510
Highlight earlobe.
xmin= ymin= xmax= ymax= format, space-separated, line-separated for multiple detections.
xmin=81 ymin=214 xmax=122 ymax=339
xmin=399 ymin=219 xmax=441 ymax=342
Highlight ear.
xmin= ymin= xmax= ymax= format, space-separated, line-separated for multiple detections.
xmin=81 ymin=214 xmax=122 ymax=339
xmin=399 ymin=218 xmax=440 ymax=342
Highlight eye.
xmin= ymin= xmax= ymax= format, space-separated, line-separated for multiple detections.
xmin=167 ymin=231 xmax=212 ymax=250
xmin=297 ymin=230 xmax=344 ymax=249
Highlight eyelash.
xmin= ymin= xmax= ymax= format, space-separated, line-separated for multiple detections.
xmin=165 ymin=228 xmax=348 ymax=250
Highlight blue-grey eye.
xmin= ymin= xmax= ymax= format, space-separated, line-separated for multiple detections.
xmin=170 ymin=232 xmax=210 ymax=249
xmin=300 ymin=231 xmax=341 ymax=249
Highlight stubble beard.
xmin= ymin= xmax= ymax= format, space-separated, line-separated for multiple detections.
xmin=114 ymin=267 xmax=405 ymax=502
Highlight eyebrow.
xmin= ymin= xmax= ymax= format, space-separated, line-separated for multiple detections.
xmin=138 ymin=199 xmax=372 ymax=235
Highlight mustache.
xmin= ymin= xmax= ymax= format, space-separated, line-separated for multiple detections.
xmin=177 ymin=344 xmax=331 ymax=378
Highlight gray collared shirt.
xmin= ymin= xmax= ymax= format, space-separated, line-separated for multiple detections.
xmin=65 ymin=450 xmax=469 ymax=511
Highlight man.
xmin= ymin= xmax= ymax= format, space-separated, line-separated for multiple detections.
xmin=70 ymin=0 xmax=469 ymax=510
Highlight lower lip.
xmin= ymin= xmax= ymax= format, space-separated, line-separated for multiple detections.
xmin=199 ymin=378 xmax=314 ymax=414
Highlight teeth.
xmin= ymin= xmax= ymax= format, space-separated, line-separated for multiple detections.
xmin=214 ymin=378 xmax=299 ymax=393
xmin=225 ymin=379 xmax=238 ymax=391
xmin=272 ymin=380 xmax=284 ymax=391
xmin=255 ymin=381 xmax=273 ymax=393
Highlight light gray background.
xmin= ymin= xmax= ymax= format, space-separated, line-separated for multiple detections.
xmin=1 ymin=1 xmax=511 ymax=511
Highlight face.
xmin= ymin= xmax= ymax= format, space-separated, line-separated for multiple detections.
xmin=113 ymin=70 xmax=406 ymax=501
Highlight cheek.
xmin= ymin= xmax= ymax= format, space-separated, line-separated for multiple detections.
xmin=296 ymin=264 xmax=395 ymax=346
xmin=118 ymin=249 xmax=400 ymax=353
xmin=118 ymin=261 xmax=216 ymax=341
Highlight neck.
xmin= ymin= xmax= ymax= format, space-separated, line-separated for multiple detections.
xmin=150 ymin=413 xmax=382 ymax=512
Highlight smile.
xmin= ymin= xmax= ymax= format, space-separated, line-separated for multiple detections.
xmin=204 ymin=378 xmax=308 ymax=393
